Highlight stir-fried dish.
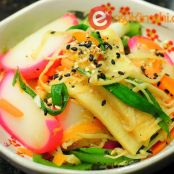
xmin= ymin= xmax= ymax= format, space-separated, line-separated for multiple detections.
xmin=0 ymin=12 xmax=174 ymax=170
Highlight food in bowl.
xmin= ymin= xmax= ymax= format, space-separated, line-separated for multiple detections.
xmin=0 ymin=6 xmax=174 ymax=171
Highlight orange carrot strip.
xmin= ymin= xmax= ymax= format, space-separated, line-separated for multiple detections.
xmin=71 ymin=31 xmax=99 ymax=45
xmin=151 ymin=141 xmax=166 ymax=155
xmin=0 ymin=99 xmax=23 ymax=117
xmin=17 ymin=147 xmax=33 ymax=157
xmin=167 ymin=127 xmax=174 ymax=144
xmin=53 ymin=152 xmax=67 ymax=166
xmin=159 ymin=75 xmax=174 ymax=96
xmin=137 ymin=37 xmax=162 ymax=51
xmin=72 ymin=31 xmax=87 ymax=42
xmin=170 ymin=128 xmax=174 ymax=139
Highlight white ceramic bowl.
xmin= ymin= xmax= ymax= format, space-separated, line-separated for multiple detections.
xmin=0 ymin=0 xmax=174 ymax=173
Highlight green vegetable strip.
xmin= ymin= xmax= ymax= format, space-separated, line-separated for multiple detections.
xmin=71 ymin=151 xmax=138 ymax=166
xmin=79 ymin=148 xmax=111 ymax=155
xmin=33 ymin=154 xmax=58 ymax=168
xmin=51 ymin=83 xmax=69 ymax=110
xmin=67 ymin=23 xmax=89 ymax=31
xmin=121 ymin=36 xmax=129 ymax=48
xmin=13 ymin=70 xmax=69 ymax=116
xmin=104 ymin=83 xmax=158 ymax=115
xmin=77 ymin=67 xmax=91 ymax=76
xmin=33 ymin=154 xmax=92 ymax=170
xmin=13 ymin=70 xmax=36 ymax=98
xmin=91 ymin=31 xmax=105 ymax=51
xmin=126 ymin=22 xmax=142 ymax=37
xmin=145 ymin=89 xmax=171 ymax=135
xmin=104 ymin=83 xmax=171 ymax=133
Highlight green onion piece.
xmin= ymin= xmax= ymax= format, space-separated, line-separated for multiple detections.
xmin=121 ymin=36 xmax=129 ymax=48
xmin=79 ymin=148 xmax=111 ymax=155
xmin=104 ymin=83 xmax=171 ymax=133
xmin=77 ymin=67 xmax=91 ymax=76
xmin=145 ymin=89 xmax=171 ymax=135
xmin=71 ymin=151 xmax=138 ymax=166
xmin=91 ymin=31 xmax=105 ymax=51
xmin=13 ymin=69 xmax=69 ymax=116
xmin=13 ymin=70 xmax=36 ymax=98
xmin=67 ymin=23 xmax=89 ymax=31
xmin=104 ymin=83 xmax=158 ymax=115
xmin=51 ymin=83 xmax=69 ymax=110
xmin=33 ymin=154 xmax=92 ymax=170
xmin=33 ymin=154 xmax=58 ymax=168
xmin=126 ymin=22 xmax=142 ymax=37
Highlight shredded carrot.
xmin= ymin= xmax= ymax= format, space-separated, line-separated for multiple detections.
xmin=53 ymin=152 xmax=67 ymax=166
xmin=27 ymin=79 xmax=38 ymax=89
xmin=159 ymin=75 xmax=174 ymax=97
xmin=151 ymin=141 xmax=167 ymax=155
xmin=0 ymin=99 xmax=23 ymax=117
xmin=137 ymin=37 xmax=162 ymax=51
xmin=45 ymin=59 xmax=62 ymax=77
xmin=170 ymin=128 xmax=174 ymax=139
xmin=145 ymin=59 xmax=163 ymax=78
xmin=71 ymin=30 xmax=99 ymax=45
xmin=72 ymin=31 xmax=87 ymax=42
xmin=167 ymin=127 xmax=174 ymax=144
xmin=132 ymin=58 xmax=162 ymax=79
xmin=17 ymin=147 xmax=33 ymax=157
xmin=62 ymin=119 xmax=108 ymax=143
xmin=61 ymin=58 xmax=74 ymax=69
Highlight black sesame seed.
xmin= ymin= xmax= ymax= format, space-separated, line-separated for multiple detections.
xmin=53 ymin=74 xmax=59 ymax=79
xmin=59 ymin=75 xmax=63 ymax=80
xmin=89 ymin=54 xmax=94 ymax=61
xmin=93 ymin=59 xmax=98 ymax=66
xmin=101 ymin=99 xmax=106 ymax=106
xmin=141 ymin=66 xmax=146 ymax=73
xmin=96 ymin=31 xmax=101 ymax=38
xmin=153 ymin=73 xmax=158 ymax=79
xmin=155 ymin=52 xmax=164 ymax=57
xmin=111 ymin=59 xmax=115 ymax=65
xmin=97 ymin=72 xmax=106 ymax=80
xmin=44 ymin=110 xmax=48 ymax=116
xmin=71 ymin=68 xmax=77 ymax=73
xmin=64 ymin=73 xmax=71 ymax=77
xmin=71 ymin=85 xmax=75 ymax=88
xmin=104 ymin=42 xmax=112 ymax=50
xmin=71 ymin=47 xmax=78 ymax=51
xmin=50 ymin=31 xmax=56 ymax=34
xmin=78 ymin=50 xmax=83 ymax=55
xmin=96 ymin=63 xmax=102 ymax=68
xmin=79 ymin=41 xmax=92 ymax=48
xmin=47 ymin=103 xmax=52 ymax=107
xmin=118 ymin=71 xmax=125 ymax=75
xmin=84 ymin=41 xmax=92 ymax=48
xmin=116 ymin=52 xmax=121 ymax=58
xmin=66 ymin=44 xmax=71 ymax=50
xmin=164 ymin=89 xmax=170 ymax=94
xmin=157 ymin=81 xmax=161 ymax=87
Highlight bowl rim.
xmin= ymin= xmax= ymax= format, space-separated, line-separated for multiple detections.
xmin=0 ymin=0 xmax=174 ymax=173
